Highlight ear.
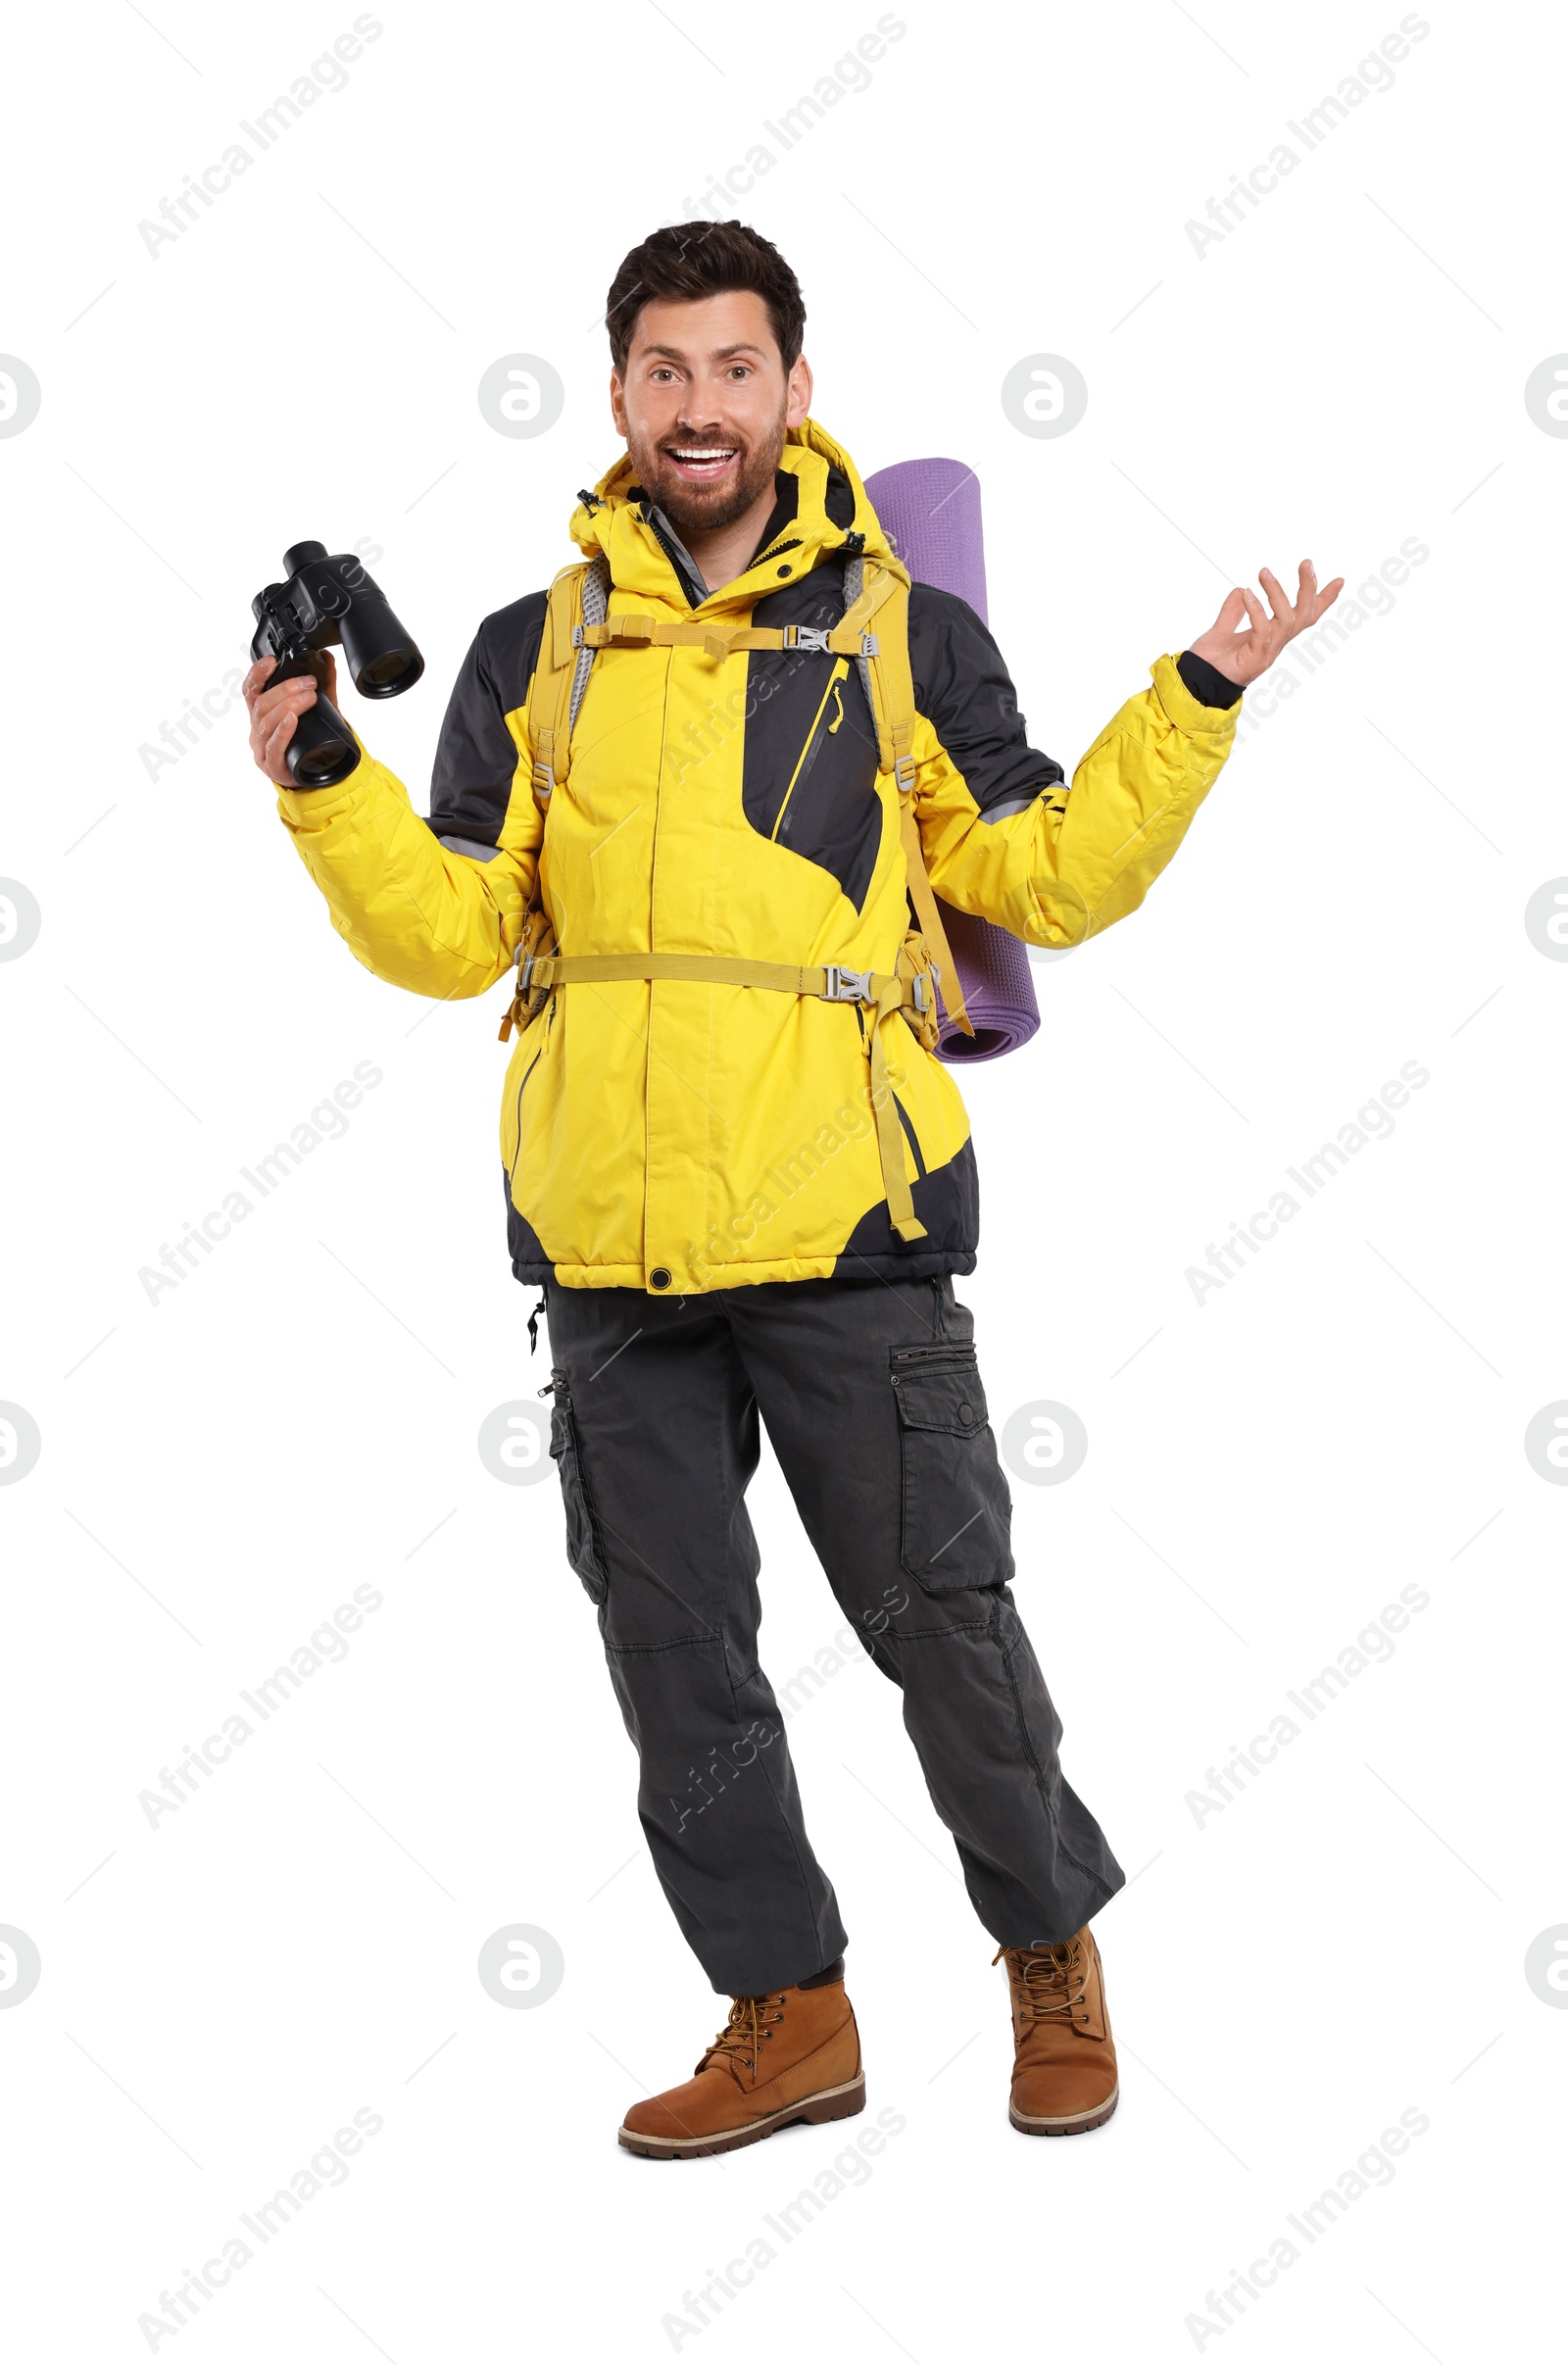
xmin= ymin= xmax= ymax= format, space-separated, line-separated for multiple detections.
xmin=784 ymin=352 xmax=813 ymax=429
xmin=609 ymin=370 xmax=629 ymax=438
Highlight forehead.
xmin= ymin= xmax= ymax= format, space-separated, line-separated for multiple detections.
xmin=624 ymin=287 xmax=781 ymax=368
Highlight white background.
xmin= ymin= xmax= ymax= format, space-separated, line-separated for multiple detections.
xmin=1 ymin=1 xmax=1562 ymax=2357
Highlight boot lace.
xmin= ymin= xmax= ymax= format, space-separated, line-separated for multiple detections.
xmin=994 ymin=1938 xmax=1090 ymax=2028
xmin=702 ymin=1991 xmax=785 ymax=2077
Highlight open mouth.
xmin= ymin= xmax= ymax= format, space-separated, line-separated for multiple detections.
xmin=662 ymin=444 xmax=740 ymax=485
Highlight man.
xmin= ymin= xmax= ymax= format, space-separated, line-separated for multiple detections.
xmin=246 ymin=222 xmax=1339 ymax=2156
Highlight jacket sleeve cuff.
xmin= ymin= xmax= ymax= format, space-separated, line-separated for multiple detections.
xmin=1176 ymin=649 xmax=1244 ymax=710
xmin=1151 ymin=652 xmax=1241 ymax=736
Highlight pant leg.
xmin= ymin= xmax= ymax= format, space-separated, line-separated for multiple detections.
xmin=542 ymin=1281 xmax=848 ymax=1995
xmin=725 ymin=1273 xmax=1124 ymax=1948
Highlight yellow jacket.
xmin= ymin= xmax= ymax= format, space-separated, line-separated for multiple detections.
xmin=276 ymin=419 xmax=1239 ymax=1295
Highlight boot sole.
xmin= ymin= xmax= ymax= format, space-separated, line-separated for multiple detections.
xmin=618 ymin=2073 xmax=866 ymax=2159
xmin=1009 ymin=2081 xmax=1119 ymax=2138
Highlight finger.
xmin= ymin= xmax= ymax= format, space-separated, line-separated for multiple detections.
xmin=1309 ymin=576 xmax=1345 ymax=622
xmin=1292 ymin=559 xmax=1318 ymax=625
xmin=262 ymin=714 xmax=295 ymax=770
xmin=262 ymin=708 xmax=298 ymax=777
xmin=250 ymin=698 xmax=279 ymax=759
xmin=253 ymin=679 xmax=318 ymax=728
xmin=1257 ymin=567 xmax=1290 ymax=623
xmin=242 ymin=656 xmax=277 ymax=712
xmin=1212 ymin=586 xmax=1249 ymax=636
xmin=1238 ymin=587 xmax=1268 ymax=636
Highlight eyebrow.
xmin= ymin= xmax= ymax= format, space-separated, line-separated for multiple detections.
xmin=637 ymin=341 xmax=767 ymax=363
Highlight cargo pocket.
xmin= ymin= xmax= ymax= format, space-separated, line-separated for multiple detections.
xmin=890 ymin=1344 xmax=1014 ymax=1596
xmin=548 ymin=1370 xmax=609 ymax=1604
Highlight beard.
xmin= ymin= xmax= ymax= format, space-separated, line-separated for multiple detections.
xmin=624 ymin=401 xmax=788 ymax=541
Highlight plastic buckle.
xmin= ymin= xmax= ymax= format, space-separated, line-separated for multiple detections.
xmin=822 ymin=965 xmax=873 ymax=1002
xmin=911 ymin=973 xmax=932 ymax=1011
xmin=893 ymin=754 xmax=917 ymax=792
xmin=783 ymin=625 xmax=831 ymax=652
xmin=859 ymin=632 xmax=880 ymax=657
xmin=530 ymin=760 xmax=555 ymax=799
xmin=571 ymin=622 xmax=586 ymax=649
xmin=519 ymin=952 xmax=536 ymax=991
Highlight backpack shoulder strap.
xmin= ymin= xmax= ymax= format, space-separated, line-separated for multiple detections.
xmin=525 ymin=555 xmax=610 ymax=811
xmin=842 ymin=558 xmax=974 ymax=1039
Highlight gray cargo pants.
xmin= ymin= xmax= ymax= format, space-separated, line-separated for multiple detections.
xmin=544 ymin=1272 xmax=1123 ymax=1995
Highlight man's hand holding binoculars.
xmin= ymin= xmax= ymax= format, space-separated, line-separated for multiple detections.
xmin=244 ymin=649 xmax=342 ymax=786
xmin=242 ymin=541 xmax=424 ymax=789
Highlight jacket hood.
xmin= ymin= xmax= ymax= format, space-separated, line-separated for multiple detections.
xmin=566 ymin=416 xmax=906 ymax=607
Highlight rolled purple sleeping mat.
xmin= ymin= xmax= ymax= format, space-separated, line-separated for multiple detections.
xmin=863 ymin=457 xmax=1041 ymax=1063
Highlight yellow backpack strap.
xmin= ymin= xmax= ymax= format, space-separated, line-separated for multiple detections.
xmin=866 ymin=969 xmax=926 ymax=1240
xmin=825 ymin=565 xmax=905 ymax=683
xmin=505 ymin=561 xmax=597 ymax=1023
xmin=854 ymin=568 xmax=974 ymax=1039
xmin=580 ymin=615 xmax=863 ymax=663
xmin=526 ymin=563 xmax=592 ymax=810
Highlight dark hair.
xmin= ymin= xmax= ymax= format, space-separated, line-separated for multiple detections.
xmin=606 ymin=221 xmax=806 ymax=376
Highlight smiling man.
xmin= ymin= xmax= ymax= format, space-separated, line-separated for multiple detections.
xmin=247 ymin=221 xmax=1340 ymax=2157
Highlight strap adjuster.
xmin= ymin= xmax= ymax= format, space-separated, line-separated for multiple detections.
xmin=822 ymin=965 xmax=873 ymax=1003
xmin=530 ymin=760 xmax=555 ymax=799
xmin=893 ymin=753 xmax=916 ymax=791
xmin=782 ymin=624 xmax=831 ymax=652
xmin=519 ymin=951 xmax=536 ymax=990
xmin=911 ymin=972 xmax=932 ymax=1011
xmin=860 ymin=632 xmax=880 ymax=657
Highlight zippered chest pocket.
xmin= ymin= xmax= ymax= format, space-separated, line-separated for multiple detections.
xmin=889 ymin=1345 xmax=1014 ymax=1596
xmin=739 ymin=628 xmax=882 ymax=912
xmin=772 ymin=659 xmax=849 ymax=845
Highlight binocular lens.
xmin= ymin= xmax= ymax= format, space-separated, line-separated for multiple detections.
xmin=358 ymin=649 xmax=417 ymax=691
xmin=293 ymin=731 xmax=358 ymax=787
xmin=340 ymin=597 xmax=423 ymax=701
xmin=285 ymin=687 xmax=360 ymax=789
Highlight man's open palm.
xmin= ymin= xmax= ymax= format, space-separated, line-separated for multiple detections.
xmin=1189 ymin=561 xmax=1344 ymax=689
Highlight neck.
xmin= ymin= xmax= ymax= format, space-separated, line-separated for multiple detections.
xmin=676 ymin=478 xmax=782 ymax=596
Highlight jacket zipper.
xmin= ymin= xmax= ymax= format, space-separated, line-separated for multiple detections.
xmin=646 ymin=510 xmax=806 ymax=607
xmin=892 ymin=1091 xmax=926 ymax=1180
xmin=507 ymin=1047 xmax=544 ymax=1186
xmin=770 ymin=660 xmax=849 ymax=843
xmin=641 ymin=508 xmax=706 ymax=609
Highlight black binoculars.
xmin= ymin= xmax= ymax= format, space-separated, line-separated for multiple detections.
xmin=250 ymin=541 xmax=423 ymax=788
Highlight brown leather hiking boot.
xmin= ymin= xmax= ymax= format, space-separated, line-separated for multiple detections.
xmin=618 ymin=1975 xmax=864 ymax=2159
xmin=995 ymin=1926 xmax=1118 ymax=2136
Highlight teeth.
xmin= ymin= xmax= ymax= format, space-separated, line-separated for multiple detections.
xmin=672 ymin=449 xmax=734 ymax=462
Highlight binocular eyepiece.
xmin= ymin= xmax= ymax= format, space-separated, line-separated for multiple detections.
xmin=250 ymin=541 xmax=424 ymax=788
